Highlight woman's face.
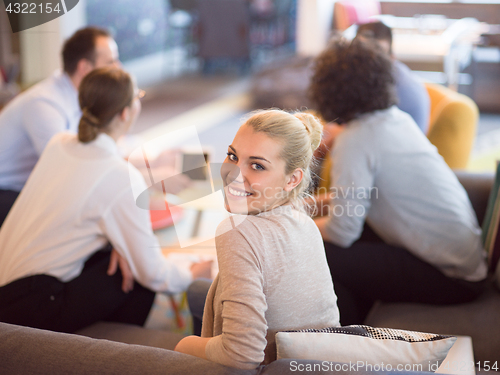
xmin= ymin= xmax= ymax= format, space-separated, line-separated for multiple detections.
xmin=222 ymin=124 xmax=298 ymax=215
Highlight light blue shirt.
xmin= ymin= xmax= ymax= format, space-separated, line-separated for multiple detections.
xmin=394 ymin=60 xmax=430 ymax=134
xmin=0 ymin=71 xmax=81 ymax=192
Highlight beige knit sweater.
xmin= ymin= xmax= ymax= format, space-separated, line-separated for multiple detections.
xmin=202 ymin=205 xmax=340 ymax=370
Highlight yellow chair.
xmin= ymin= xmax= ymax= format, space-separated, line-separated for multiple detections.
xmin=425 ymin=82 xmax=479 ymax=170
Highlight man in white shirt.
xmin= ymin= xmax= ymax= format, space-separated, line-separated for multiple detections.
xmin=0 ymin=27 xmax=120 ymax=226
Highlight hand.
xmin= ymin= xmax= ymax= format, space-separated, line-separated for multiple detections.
xmin=175 ymin=335 xmax=211 ymax=359
xmin=107 ymin=249 xmax=134 ymax=293
xmin=190 ymin=260 xmax=213 ymax=280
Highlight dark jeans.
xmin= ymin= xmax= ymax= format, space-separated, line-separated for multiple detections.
xmin=187 ymin=279 xmax=212 ymax=336
xmin=0 ymin=189 xmax=19 ymax=227
xmin=0 ymin=248 xmax=155 ymax=333
xmin=325 ymin=234 xmax=487 ymax=326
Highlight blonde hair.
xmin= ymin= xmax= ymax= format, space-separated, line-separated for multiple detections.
xmin=244 ymin=109 xmax=323 ymax=209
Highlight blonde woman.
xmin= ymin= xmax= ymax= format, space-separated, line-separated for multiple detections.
xmin=175 ymin=109 xmax=340 ymax=369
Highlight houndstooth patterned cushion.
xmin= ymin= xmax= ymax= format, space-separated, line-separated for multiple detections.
xmin=291 ymin=325 xmax=452 ymax=342
xmin=276 ymin=325 xmax=457 ymax=371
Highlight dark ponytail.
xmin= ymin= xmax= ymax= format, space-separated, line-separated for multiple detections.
xmin=78 ymin=67 xmax=134 ymax=143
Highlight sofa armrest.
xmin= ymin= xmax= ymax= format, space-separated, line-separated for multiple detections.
xmin=75 ymin=321 xmax=185 ymax=351
xmin=454 ymin=170 xmax=494 ymax=227
xmin=0 ymin=322 xmax=257 ymax=375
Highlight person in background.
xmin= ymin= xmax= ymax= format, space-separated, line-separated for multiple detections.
xmin=0 ymin=67 xmax=211 ymax=333
xmin=175 ymin=109 xmax=339 ymax=369
xmin=312 ymin=21 xmax=431 ymax=173
xmin=0 ymin=26 xmax=192 ymax=227
xmin=310 ymin=38 xmax=487 ymax=326
xmin=0 ymin=27 xmax=120 ymax=227
xmin=355 ymin=21 xmax=430 ymax=133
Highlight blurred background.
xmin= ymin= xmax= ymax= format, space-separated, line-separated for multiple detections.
xmin=1 ymin=0 xmax=500 ymax=334
xmin=1 ymin=0 xmax=500 ymax=171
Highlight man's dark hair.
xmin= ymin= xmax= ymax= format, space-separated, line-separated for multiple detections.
xmin=62 ymin=27 xmax=111 ymax=76
xmin=309 ymin=38 xmax=397 ymax=124
xmin=355 ymin=21 xmax=393 ymax=54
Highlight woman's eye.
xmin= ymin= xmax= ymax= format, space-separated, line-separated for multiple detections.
xmin=251 ymin=163 xmax=264 ymax=171
xmin=227 ymin=152 xmax=237 ymax=162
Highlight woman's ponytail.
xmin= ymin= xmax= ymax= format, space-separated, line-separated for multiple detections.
xmin=78 ymin=108 xmax=101 ymax=143
xmin=77 ymin=67 xmax=134 ymax=143
xmin=294 ymin=112 xmax=323 ymax=152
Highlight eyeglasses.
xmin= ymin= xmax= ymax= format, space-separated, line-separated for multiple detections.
xmin=136 ymin=89 xmax=146 ymax=100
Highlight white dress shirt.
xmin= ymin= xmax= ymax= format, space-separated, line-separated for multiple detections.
xmin=0 ymin=71 xmax=82 ymax=192
xmin=0 ymin=132 xmax=192 ymax=293
xmin=325 ymin=106 xmax=487 ymax=282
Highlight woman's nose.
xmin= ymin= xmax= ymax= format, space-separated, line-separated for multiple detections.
xmin=221 ymin=163 xmax=243 ymax=185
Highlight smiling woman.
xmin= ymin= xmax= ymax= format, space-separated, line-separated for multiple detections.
xmin=223 ymin=125 xmax=294 ymax=215
xmin=222 ymin=109 xmax=322 ymax=215
xmin=175 ymin=109 xmax=340 ymax=370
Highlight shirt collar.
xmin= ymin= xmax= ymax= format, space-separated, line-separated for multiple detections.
xmin=91 ymin=133 xmax=120 ymax=156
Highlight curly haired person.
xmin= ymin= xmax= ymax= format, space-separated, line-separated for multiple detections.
xmin=310 ymin=38 xmax=487 ymax=325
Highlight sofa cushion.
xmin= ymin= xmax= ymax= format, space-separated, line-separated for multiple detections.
xmin=276 ymin=325 xmax=455 ymax=372
xmin=364 ymin=285 xmax=500 ymax=363
xmin=76 ymin=321 xmax=185 ymax=350
xmin=0 ymin=322 xmax=257 ymax=375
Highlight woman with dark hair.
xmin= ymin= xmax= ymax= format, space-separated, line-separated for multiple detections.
xmin=0 ymin=67 xmax=210 ymax=333
xmin=310 ymin=39 xmax=487 ymax=325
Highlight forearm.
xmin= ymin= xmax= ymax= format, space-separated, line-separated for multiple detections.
xmin=314 ymin=202 xmax=366 ymax=247
xmin=174 ymin=336 xmax=211 ymax=359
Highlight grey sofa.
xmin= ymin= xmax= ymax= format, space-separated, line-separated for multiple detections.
xmin=0 ymin=171 xmax=498 ymax=374
xmin=0 ymin=321 xmax=436 ymax=375
xmin=366 ymin=171 xmax=500 ymax=364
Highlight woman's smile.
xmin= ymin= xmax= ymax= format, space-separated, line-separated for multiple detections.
xmin=227 ymin=185 xmax=252 ymax=198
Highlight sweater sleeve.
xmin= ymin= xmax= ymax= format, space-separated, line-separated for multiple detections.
xmin=98 ymin=170 xmax=192 ymax=294
xmin=325 ymin=129 xmax=376 ymax=247
xmin=205 ymin=225 xmax=268 ymax=370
